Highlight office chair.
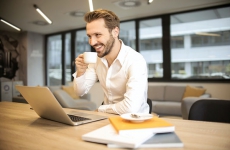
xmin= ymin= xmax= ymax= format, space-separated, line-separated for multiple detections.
xmin=188 ymin=99 xmax=230 ymax=123
xmin=101 ymin=98 xmax=153 ymax=114
xmin=147 ymin=98 xmax=152 ymax=114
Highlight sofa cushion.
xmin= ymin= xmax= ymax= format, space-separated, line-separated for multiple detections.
xmin=182 ymin=85 xmax=206 ymax=99
xmin=152 ymin=101 xmax=181 ymax=116
xmin=48 ymin=86 xmax=61 ymax=93
xmin=62 ymin=86 xmax=79 ymax=99
xmin=164 ymin=86 xmax=185 ymax=102
xmin=148 ymin=86 xmax=165 ymax=101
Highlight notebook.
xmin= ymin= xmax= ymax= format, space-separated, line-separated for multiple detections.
xmin=16 ymin=85 xmax=107 ymax=126
xmin=107 ymin=132 xmax=184 ymax=148
xmin=82 ymin=124 xmax=153 ymax=148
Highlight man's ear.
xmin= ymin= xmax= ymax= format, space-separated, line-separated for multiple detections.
xmin=112 ymin=27 xmax=119 ymax=38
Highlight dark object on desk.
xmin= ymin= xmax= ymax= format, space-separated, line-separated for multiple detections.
xmin=188 ymin=99 xmax=230 ymax=123
xmin=147 ymin=98 xmax=152 ymax=114
xmin=12 ymin=96 xmax=28 ymax=104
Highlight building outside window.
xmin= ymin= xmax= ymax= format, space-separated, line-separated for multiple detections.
xmin=170 ymin=6 xmax=230 ymax=79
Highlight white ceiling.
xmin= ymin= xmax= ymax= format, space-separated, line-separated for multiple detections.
xmin=0 ymin=0 xmax=229 ymax=35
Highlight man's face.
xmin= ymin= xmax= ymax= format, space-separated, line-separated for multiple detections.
xmin=86 ymin=18 xmax=115 ymax=58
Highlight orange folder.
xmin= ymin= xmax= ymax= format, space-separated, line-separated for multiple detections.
xmin=109 ymin=116 xmax=175 ymax=135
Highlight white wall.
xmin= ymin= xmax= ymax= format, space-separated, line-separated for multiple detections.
xmin=88 ymin=82 xmax=230 ymax=108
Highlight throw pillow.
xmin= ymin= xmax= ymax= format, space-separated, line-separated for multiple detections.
xmin=182 ymin=85 xmax=206 ymax=99
xmin=62 ymin=86 xmax=79 ymax=99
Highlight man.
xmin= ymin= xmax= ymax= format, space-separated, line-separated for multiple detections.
xmin=73 ymin=9 xmax=149 ymax=114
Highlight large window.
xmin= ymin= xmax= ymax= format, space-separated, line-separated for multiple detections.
xmin=47 ymin=35 xmax=62 ymax=85
xmin=139 ymin=18 xmax=163 ymax=78
xmin=46 ymin=5 xmax=230 ymax=84
xmin=170 ymin=6 xmax=230 ymax=80
xmin=120 ymin=21 xmax=136 ymax=50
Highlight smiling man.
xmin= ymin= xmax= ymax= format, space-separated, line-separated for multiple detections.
xmin=73 ymin=9 xmax=149 ymax=114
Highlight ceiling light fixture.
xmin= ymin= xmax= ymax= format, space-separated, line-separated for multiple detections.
xmin=32 ymin=21 xmax=49 ymax=26
xmin=0 ymin=18 xmax=21 ymax=31
xmin=34 ymin=4 xmax=52 ymax=24
xmin=68 ymin=11 xmax=85 ymax=17
xmin=148 ymin=0 xmax=154 ymax=4
xmin=88 ymin=0 xmax=94 ymax=12
xmin=118 ymin=0 xmax=141 ymax=8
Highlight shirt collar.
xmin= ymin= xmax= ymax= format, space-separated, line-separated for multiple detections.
xmin=116 ymin=40 xmax=126 ymax=65
xmin=100 ymin=39 xmax=126 ymax=66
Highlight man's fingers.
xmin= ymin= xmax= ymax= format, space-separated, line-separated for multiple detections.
xmin=75 ymin=53 xmax=89 ymax=77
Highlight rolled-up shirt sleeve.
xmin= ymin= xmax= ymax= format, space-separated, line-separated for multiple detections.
xmin=98 ymin=104 xmax=118 ymax=114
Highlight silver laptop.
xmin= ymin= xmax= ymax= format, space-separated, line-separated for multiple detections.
xmin=16 ymin=85 xmax=107 ymax=126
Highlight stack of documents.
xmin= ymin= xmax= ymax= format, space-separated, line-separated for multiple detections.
xmin=82 ymin=114 xmax=183 ymax=148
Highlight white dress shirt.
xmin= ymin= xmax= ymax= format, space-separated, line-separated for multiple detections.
xmin=73 ymin=41 xmax=149 ymax=114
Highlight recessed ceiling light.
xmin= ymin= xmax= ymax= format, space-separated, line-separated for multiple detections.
xmin=32 ymin=21 xmax=49 ymax=26
xmin=69 ymin=11 xmax=85 ymax=17
xmin=119 ymin=0 xmax=141 ymax=7
xmin=124 ymin=1 xmax=136 ymax=6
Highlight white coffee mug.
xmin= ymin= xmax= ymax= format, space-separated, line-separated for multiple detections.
xmin=83 ymin=52 xmax=97 ymax=64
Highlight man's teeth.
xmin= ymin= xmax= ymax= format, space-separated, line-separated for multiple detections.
xmin=95 ymin=45 xmax=102 ymax=49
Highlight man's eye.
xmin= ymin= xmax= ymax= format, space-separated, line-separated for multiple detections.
xmin=96 ymin=34 xmax=101 ymax=37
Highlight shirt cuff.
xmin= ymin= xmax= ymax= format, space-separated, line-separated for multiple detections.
xmin=72 ymin=72 xmax=85 ymax=84
xmin=98 ymin=104 xmax=118 ymax=114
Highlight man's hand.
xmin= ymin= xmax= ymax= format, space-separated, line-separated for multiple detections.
xmin=75 ymin=54 xmax=88 ymax=77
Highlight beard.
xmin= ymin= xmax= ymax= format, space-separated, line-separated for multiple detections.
xmin=95 ymin=34 xmax=115 ymax=58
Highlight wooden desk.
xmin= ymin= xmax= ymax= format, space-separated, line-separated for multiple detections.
xmin=0 ymin=102 xmax=230 ymax=150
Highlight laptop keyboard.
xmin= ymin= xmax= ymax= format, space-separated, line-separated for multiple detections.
xmin=68 ymin=114 xmax=91 ymax=122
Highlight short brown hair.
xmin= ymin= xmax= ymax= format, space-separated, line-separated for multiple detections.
xmin=84 ymin=9 xmax=120 ymax=32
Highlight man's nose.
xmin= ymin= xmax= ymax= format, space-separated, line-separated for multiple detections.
xmin=89 ymin=37 xmax=97 ymax=46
